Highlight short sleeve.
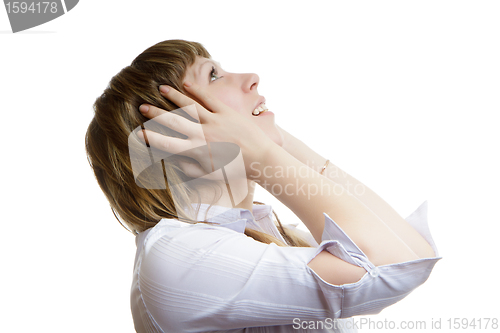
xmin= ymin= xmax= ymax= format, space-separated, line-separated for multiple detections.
xmin=133 ymin=202 xmax=440 ymax=331
xmin=312 ymin=200 xmax=441 ymax=318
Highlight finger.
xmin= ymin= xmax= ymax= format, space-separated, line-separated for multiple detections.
xmin=183 ymin=81 xmax=230 ymax=114
xmin=140 ymin=104 xmax=203 ymax=138
xmin=137 ymin=129 xmax=194 ymax=155
xmin=159 ymin=85 xmax=210 ymax=121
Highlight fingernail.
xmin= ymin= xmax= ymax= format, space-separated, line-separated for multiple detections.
xmin=159 ymin=85 xmax=170 ymax=94
xmin=139 ymin=105 xmax=149 ymax=113
xmin=183 ymin=81 xmax=192 ymax=87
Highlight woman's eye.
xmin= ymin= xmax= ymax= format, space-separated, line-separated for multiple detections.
xmin=209 ymin=66 xmax=221 ymax=82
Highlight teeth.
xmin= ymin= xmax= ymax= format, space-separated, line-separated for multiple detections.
xmin=252 ymin=103 xmax=268 ymax=116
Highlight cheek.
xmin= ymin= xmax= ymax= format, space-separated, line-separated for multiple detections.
xmin=212 ymin=88 xmax=245 ymax=113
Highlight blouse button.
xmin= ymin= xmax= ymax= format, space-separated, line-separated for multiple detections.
xmin=370 ymin=267 xmax=380 ymax=278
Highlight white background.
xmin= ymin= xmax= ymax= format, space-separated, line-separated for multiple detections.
xmin=1 ymin=1 xmax=499 ymax=332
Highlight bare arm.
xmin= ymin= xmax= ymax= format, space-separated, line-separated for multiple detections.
xmin=279 ymin=126 xmax=435 ymax=259
xmin=254 ymin=142 xmax=433 ymax=267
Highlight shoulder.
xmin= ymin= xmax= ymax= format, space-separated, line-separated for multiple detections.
xmin=138 ymin=220 xmax=274 ymax=276
xmin=140 ymin=219 xmax=249 ymax=257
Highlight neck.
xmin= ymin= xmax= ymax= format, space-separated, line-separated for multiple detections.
xmin=195 ymin=180 xmax=256 ymax=211
xmin=235 ymin=181 xmax=256 ymax=211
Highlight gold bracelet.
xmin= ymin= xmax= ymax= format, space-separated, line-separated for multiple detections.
xmin=320 ymin=159 xmax=330 ymax=175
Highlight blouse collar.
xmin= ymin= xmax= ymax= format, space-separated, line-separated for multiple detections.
xmin=150 ymin=203 xmax=287 ymax=244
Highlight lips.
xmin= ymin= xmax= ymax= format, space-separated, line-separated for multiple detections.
xmin=252 ymin=102 xmax=268 ymax=116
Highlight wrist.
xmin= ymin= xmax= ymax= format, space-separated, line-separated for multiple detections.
xmin=277 ymin=125 xmax=294 ymax=154
xmin=245 ymin=140 xmax=283 ymax=180
xmin=242 ymin=137 xmax=281 ymax=178
xmin=276 ymin=127 xmax=327 ymax=174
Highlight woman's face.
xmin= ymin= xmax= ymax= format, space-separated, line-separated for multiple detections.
xmin=183 ymin=56 xmax=283 ymax=146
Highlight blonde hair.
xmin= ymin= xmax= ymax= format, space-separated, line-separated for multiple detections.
xmin=85 ymin=39 xmax=310 ymax=247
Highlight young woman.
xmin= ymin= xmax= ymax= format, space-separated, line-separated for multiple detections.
xmin=86 ymin=40 xmax=440 ymax=332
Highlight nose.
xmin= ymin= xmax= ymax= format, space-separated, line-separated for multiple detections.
xmin=241 ymin=73 xmax=259 ymax=93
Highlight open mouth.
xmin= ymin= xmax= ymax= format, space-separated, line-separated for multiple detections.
xmin=252 ymin=103 xmax=268 ymax=116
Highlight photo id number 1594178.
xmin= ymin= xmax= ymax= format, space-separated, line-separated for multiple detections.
xmin=5 ymin=2 xmax=58 ymax=14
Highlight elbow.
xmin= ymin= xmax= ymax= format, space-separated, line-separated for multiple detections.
xmin=308 ymin=251 xmax=366 ymax=286
xmin=417 ymin=242 xmax=437 ymax=259
xmin=340 ymin=257 xmax=441 ymax=318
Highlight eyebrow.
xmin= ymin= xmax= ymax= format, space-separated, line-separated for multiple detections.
xmin=197 ymin=60 xmax=222 ymax=80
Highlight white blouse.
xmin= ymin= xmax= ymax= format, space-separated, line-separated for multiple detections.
xmin=130 ymin=202 xmax=440 ymax=332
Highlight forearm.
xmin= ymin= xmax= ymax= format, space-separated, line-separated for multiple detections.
xmin=278 ymin=127 xmax=435 ymax=258
xmin=251 ymin=144 xmax=421 ymax=266
xmin=280 ymin=126 xmax=326 ymax=174
xmin=322 ymin=163 xmax=435 ymax=258
xmin=282 ymin=128 xmax=404 ymax=223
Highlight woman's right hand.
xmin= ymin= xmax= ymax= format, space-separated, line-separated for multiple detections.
xmin=137 ymin=83 xmax=277 ymax=179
